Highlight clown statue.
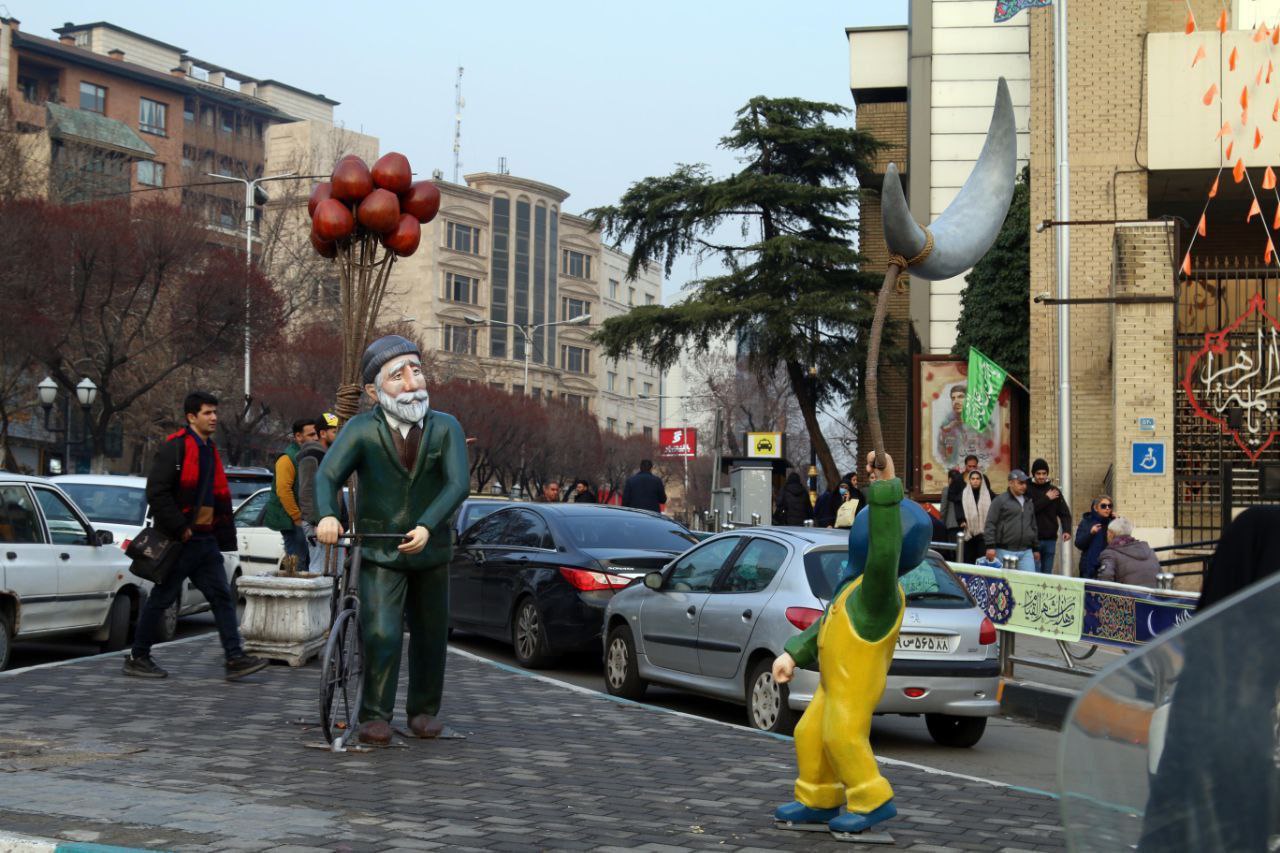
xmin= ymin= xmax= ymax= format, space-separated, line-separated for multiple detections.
xmin=315 ymin=335 xmax=469 ymax=746
xmin=772 ymin=451 xmax=932 ymax=840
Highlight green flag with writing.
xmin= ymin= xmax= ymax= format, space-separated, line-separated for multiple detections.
xmin=962 ymin=347 xmax=1007 ymax=431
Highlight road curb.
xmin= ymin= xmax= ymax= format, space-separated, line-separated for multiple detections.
xmin=1000 ymin=678 xmax=1077 ymax=727
xmin=0 ymin=832 xmax=162 ymax=852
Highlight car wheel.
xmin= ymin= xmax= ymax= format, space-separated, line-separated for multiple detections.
xmin=0 ymin=610 xmax=11 ymax=671
xmin=157 ymin=600 xmax=179 ymax=643
xmin=100 ymin=595 xmax=131 ymax=653
xmin=604 ymin=624 xmax=647 ymax=699
xmin=512 ymin=597 xmax=552 ymax=669
xmin=746 ymin=658 xmax=797 ymax=735
xmin=925 ymin=713 xmax=988 ymax=748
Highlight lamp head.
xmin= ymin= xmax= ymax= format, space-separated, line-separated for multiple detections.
xmin=37 ymin=376 xmax=57 ymax=408
xmin=75 ymin=377 xmax=97 ymax=409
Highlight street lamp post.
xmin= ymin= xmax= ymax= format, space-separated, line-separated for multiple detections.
xmin=37 ymin=375 xmax=97 ymax=474
xmin=207 ymin=170 xmax=297 ymax=406
xmin=463 ymin=313 xmax=591 ymax=395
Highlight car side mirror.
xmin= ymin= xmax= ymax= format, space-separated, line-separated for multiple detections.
xmin=94 ymin=529 xmax=114 ymax=546
xmin=643 ymin=572 xmax=663 ymax=591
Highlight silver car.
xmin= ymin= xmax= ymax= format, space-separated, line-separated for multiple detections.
xmin=602 ymin=527 xmax=1001 ymax=747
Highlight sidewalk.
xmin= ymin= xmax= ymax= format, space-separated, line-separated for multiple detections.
xmin=999 ymin=634 xmax=1128 ymax=727
xmin=0 ymin=637 xmax=1064 ymax=852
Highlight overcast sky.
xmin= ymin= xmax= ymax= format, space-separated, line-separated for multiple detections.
xmin=20 ymin=1 xmax=908 ymax=300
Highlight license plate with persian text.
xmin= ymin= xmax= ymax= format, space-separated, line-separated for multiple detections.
xmin=895 ymin=633 xmax=958 ymax=654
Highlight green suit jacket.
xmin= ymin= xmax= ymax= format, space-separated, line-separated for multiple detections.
xmin=315 ymin=406 xmax=469 ymax=570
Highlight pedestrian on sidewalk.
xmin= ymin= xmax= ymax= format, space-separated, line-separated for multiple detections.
xmin=262 ymin=418 xmax=317 ymax=565
xmin=983 ymin=469 xmax=1039 ymax=571
xmin=1074 ymin=496 xmax=1114 ymax=580
xmin=1027 ymin=458 xmax=1072 ymax=574
xmin=537 ymin=482 xmax=561 ymax=502
xmin=774 ymin=471 xmax=813 ymax=526
xmin=942 ymin=469 xmax=965 ymax=541
xmin=569 ymin=479 xmax=598 ymax=503
xmin=297 ymin=412 xmax=340 ymax=574
xmin=123 ymin=391 xmax=267 ymax=681
xmin=959 ymin=469 xmax=993 ymax=563
xmin=1096 ymin=517 xmax=1160 ymax=587
xmin=621 ymin=459 xmax=666 ymax=513
xmin=817 ymin=476 xmax=860 ymax=528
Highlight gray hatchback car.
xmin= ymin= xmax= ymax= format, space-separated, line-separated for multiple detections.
xmin=602 ymin=527 xmax=1001 ymax=746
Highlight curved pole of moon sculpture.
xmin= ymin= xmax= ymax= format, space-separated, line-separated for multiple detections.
xmin=865 ymin=76 xmax=1016 ymax=472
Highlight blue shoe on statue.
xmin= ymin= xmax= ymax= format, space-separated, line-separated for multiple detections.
xmin=774 ymin=801 xmax=840 ymax=826
xmin=828 ymin=800 xmax=897 ymax=835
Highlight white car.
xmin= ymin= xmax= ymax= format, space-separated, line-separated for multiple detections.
xmin=54 ymin=474 xmax=240 ymax=640
xmin=231 ymin=488 xmax=287 ymax=574
xmin=0 ymin=474 xmax=143 ymax=669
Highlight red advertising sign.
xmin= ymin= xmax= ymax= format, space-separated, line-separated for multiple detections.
xmin=659 ymin=427 xmax=697 ymax=458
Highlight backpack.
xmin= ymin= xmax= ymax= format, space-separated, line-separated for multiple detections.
xmin=834 ymin=498 xmax=859 ymax=529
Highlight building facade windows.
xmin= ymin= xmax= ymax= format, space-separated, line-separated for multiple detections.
xmin=627 ymin=377 xmax=634 ymax=396
xmin=183 ymin=98 xmax=195 ymax=124
xmin=490 ymin=197 xmax=510 ymax=358
xmin=78 ymin=82 xmax=105 ymax=114
xmin=645 ymin=293 xmax=655 ymax=305
xmin=19 ymin=77 xmax=38 ymax=104
xmin=560 ymin=345 xmax=590 ymax=374
xmin=443 ymin=324 xmax=478 ymax=355
xmin=139 ymin=98 xmax=167 ymax=136
xmin=564 ymin=393 xmax=588 ymax=411
xmin=561 ymin=297 xmax=590 ymax=321
xmin=643 ymin=426 xmax=653 ymax=439
xmin=642 ymin=381 xmax=653 ymax=397
xmin=443 ymin=271 xmax=479 ymax=305
xmin=561 ymin=249 xmax=592 ymax=280
xmin=607 ymin=417 xmax=618 ymax=432
xmin=609 ymin=278 xmax=619 ymax=300
xmin=447 ymin=221 xmax=482 ymax=255
xmin=626 ymin=421 xmax=634 ymax=434
xmin=628 ymin=287 xmax=635 ymax=306
xmin=220 ymin=110 xmax=234 ymax=134
xmin=137 ymin=161 xmax=164 ymax=187
xmin=607 ymin=371 xmax=617 ymax=392
xmin=513 ymin=201 xmax=531 ymax=360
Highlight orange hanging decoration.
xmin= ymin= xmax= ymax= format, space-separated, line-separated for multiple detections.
xmin=1186 ymin=8 xmax=1196 ymax=34
xmin=1254 ymin=23 xmax=1267 ymax=43
xmin=1204 ymin=83 xmax=1219 ymax=105
xmin=1235 ymin=158 xmax=1247 ymax=183
xmin=1257 ymin=65 xmax=1265 ymax=87
xmin=1227 ymin=140 xmax=1235 ymax=159
xmin=1198 ymin=213 xmax=1208 ymax=237
xmin=1268 ymin=239 xmax=1275 ymax=264
xmin=1249 ymin=198 xmax=1262 ymax=220
xmin=1274 ymin=98 xmax=1279 ymax=122
xmin=1273 ymin=205 xmax=1280 ymax=229
xmin=1182 ymin=252 xmax=1192 ymax=277
xmin=1269 ymin=60 xmax=1275 ymax=84
xmin=1219 ymin=9 xmax=1229 ymax=33
xmin=1273 ymin=24 xmax=1279 ymax=45
xmin=1242 ymin=86 xmax=1250 ymax=111
xmin=1230 ymin=46 xmax=1239 ymax=70
xmin=1243 ymin=108 xmax=1250 ymax=127
xmin=1217 ymin=120 xmax=1233 ymax=139
xmin=1192 ymin=43 xmax=1208 ymax=66
xmin=1256 ymin=127 xmax=1264 ymax=149
xmin=1210 ymin=173 xmax=1220 ymax=198
xmin=1265 ymin=166 xmax=1277 ymax=189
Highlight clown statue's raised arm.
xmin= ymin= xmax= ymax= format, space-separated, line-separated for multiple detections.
xmin=315 ymin=335 xmax=469 ymax=746
xmin=772 ymin=451 xmax=933 ymax=840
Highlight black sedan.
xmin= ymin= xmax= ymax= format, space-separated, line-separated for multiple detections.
xmin=449 ymin=504 xmax=696 ymax=667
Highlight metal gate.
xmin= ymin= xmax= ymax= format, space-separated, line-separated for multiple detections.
xmin=1175 ymin=258 xmax=1280 ymax=543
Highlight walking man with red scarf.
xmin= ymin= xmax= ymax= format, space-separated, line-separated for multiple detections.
xmin=122 ymin=391 xmax=267 ymax=680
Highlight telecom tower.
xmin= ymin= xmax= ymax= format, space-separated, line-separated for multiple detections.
xmin=452 ymin=67 xmax=464 ymax=184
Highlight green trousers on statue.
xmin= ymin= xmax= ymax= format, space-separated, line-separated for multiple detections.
xmin=358 ymin=561 xmax=449 ymax=723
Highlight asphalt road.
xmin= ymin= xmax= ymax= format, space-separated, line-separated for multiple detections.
xmin=8 ymin=616 xmax=1065 ymax=795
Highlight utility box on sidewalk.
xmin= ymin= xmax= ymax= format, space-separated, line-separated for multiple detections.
xmin=729 ymin=459 xmax=773 ymax=525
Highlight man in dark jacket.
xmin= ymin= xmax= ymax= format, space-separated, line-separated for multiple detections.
xmin=123 ymin=391 xmax=267 ymax=681
xmin=774 ymin=471 xmax=813 ymax=526
xmin=983 ymin=469 xmax=1039 ymax=571
xmin=621 ymin=460 xmax=666 ymax=513
xmin=1027 ymin=458 xmax=1072 ymax=574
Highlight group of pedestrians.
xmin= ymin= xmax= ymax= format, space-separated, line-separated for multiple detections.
xmin=532 ymin=460 xmax=668 ymax=511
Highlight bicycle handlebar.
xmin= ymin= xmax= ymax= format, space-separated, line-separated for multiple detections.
xmin=308 ymin=532 xmax=414 ymax=545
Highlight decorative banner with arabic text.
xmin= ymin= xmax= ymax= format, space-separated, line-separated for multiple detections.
xmin=956 ymin=564 xmax=1085 ymax=642
xmin=962 ymin=347 xmax=1008 ymax=432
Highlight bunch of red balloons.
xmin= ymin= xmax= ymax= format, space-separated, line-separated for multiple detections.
xmin=308 ymin=152 xmax=441 ymax=259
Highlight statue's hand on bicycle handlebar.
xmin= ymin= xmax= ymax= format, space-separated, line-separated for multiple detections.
xmin=315 ymin=516 xmax=428 ymax=554
xmin=317 ymin=516 xmax=344 ymax=546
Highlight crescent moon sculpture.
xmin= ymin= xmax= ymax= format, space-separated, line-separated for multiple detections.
xmin=865 ymin=77 xmax=1017 ymax=470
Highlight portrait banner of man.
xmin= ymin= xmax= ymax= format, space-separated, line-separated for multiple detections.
xmin=913 ymin=356 xmax=1017 ymax=499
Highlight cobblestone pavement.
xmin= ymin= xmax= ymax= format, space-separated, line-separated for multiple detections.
xmin=0 ymin=639 xmax=1065 ymax=851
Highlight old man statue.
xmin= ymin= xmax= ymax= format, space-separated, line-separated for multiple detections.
xmin=315 ymin=335 xmax=469 ymax=745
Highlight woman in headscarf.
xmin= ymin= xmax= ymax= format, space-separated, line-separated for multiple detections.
xmin=1073 ymin=495 xmax=1114 ymax=580
xmin=958 ymin=469 xmax=993 ymax=564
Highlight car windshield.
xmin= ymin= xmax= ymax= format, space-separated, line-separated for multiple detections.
xmin=57 ymin=483 xmax=146 ymax=526
xmin=559 ymin=513 xmax=697 ymax=551
xmin=803 ymin=550 xmax=973 ymax=609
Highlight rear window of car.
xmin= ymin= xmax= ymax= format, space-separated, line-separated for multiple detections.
xmin=460 ymin=502 xmax=506 ymax=531
xmin=57 ymin=483 xmax=147 ymax=526
xmin=803 ymin=550 xmax=974 ymax=609
xmin=559 ymin=513 xmax=697 ymax=551
xmin=227 ymin=476 xmax=271 ymax=506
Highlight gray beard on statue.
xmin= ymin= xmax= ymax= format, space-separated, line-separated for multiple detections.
xmin=378 ymin=388 xmax=430 ymax=427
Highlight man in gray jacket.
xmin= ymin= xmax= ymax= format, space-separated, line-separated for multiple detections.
xmin=983 ymin=469 xmax=1039 ymax=571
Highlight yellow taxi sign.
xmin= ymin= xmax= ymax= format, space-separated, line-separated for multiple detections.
xmin=746 ymin=432 xmax=783 ymax=459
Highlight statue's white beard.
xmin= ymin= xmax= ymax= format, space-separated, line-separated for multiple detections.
xmin=378 ymin=388 xmax=430 ymax=426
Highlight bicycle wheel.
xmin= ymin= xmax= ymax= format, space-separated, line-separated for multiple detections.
xmin=319 ymin=607 xmax=364 ymax=746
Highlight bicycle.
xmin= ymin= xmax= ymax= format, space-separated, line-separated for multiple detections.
xmin=317 ymin=531 xmax=408 ymax=751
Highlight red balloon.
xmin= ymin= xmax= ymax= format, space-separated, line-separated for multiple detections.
xmin=400 ymin=180 xmax=441 ymax=223
xmin=308 ymin=182 xmax=332 ymax=218
xmin=357 ymin=188 xmax=401 ymax=234
xmin=313 ymin=198 xmax=355 ymax=241
xmin=371 ymin=152 xmax=412 ymax=194
xmin=310 ymin=228 xmax=337 ymax=259
xmin=330 ymin=157 xmax=373 ymax=203
xmin=382 ymin=214 xmax=421 ymax=256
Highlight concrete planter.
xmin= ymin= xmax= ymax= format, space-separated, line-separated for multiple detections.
xmin=238 ymin=573 xmax=333 ymax=667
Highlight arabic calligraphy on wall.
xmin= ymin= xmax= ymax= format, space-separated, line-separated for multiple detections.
xmin=1183 ymin=293 xmax=1280 ymax=461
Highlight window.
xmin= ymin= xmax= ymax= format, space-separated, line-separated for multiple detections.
xmin=78 ymin=81 xmax=106 ymax=114
xmin=447 ymin=221 xmax=481 ymax=254
xmin=606 ymin=372 xmax=617 ymax=392
xmin=626 ymin=421 xmax=634 ymax=434
xmin=627 ymin=377 xmax=634 ymax=396
xmin=137 ymin=161 xmax=164 ymax=187
xmin=32 ymin=488 xmax=91 ymax=546
xmin=645 ymin=293 xmax=655 ymax=305
xmin=643 ymin=426 xmax=653 ymax=439
xmin=19 ymin=77 xmax=38 ymax=104
xmin=561 ymin=249 xmax=592 ymax=279
xmin=218 ymin=201 xmax=235 ymax=229
xmin=74 ymin=32 xmax=90 ymax=47
xmin=642 ymin=382 xmax=653 ymax=397
xmin=717 ymin=539 xmax=788 ymax=593
xmin=462 ymin=510 xmax=514 ymax=546
xmin=560 ymin=345 xmax=589 ymax=374
xmin=609 ymin=278 xmax=619 ymax=300
xmin=0 ymin=485 xmax=44 ymax=544
xmin=507 ymin=510 xmax=554 ymax=549
xmin=628 ymin=287 xmax=635 ymax=306
xmin=666 ymin=537 xmax=741 ymax=592
xmin=183 ymin=98 xmax=195 ymax=124
xmin=443 ymin=324 xmax=478 ymax=355
xmin=201 ymin=106 xmax=214 ymax=127
xmin=606 ymin=417 xmax=618 ymax=432
xmin=220 ymin=110 xmax=234 ymax=134
xmin=562 ymin=297 xmax=590 ymax=321
xmin=139 ymin=98 xmax=167 ymax=135
xmin=564 ymin=393 xmax=588 ymax=411
xmin=234 ymin=490 xmax=271 ymax=528
xmin=444 ymin=272 xmax=479 ymax=304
